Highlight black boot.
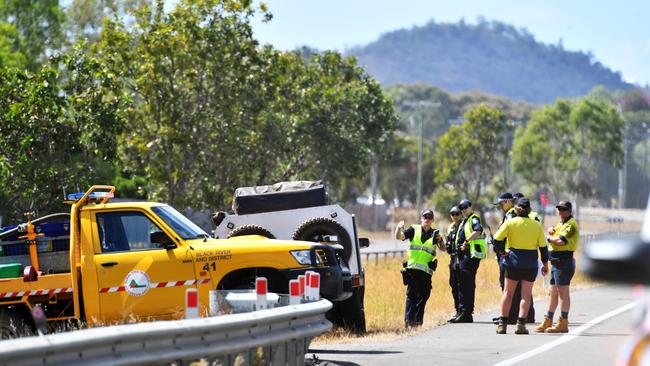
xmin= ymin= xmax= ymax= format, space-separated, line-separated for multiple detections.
xmin=448 ymin=311 xmax=461 ymax=322
xmin=452 ymin=311 xmax=473 ymax=323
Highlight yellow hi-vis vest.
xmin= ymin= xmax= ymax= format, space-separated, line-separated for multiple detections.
xmin=464 ymin=213 xmax=486 ymax=259
xmin=406 ymin=225 xmax=436 ymax=275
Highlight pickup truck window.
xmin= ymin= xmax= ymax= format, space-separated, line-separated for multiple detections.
xmin=151 ymin=206 xmax=209 ymax=240
xmin=97 ymin=211 xmax=172 ymax=253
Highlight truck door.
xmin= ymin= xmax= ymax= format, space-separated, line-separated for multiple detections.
xmin=93 ymin=210 xmax=196 ymax=322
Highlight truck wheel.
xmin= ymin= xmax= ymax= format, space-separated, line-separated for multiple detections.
xmin=292 ymin=217 xmax=352 ymax=262
xmin=0 ymin=308 xmax=32 ymax=339
xmin=227 ymin=225 xmax=276 ymax=239
xmin=331 ymin=286 xmax=366 ymax=334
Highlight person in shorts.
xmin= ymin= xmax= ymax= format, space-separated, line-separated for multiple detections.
xmin=535 ymin=201 xmax=579 ymax=333
xmin=492 ymin=198 xmax=549 ymax=334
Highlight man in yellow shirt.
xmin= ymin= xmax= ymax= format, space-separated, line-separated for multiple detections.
xmin=535 ymin=201 xmax=579 ymax=333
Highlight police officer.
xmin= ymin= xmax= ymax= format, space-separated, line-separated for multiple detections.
xmin=445 ymin=206 xmax=463 ymax=322
xmin=492 ymin=192 xmax=518 ymax=325
xmin=493 ymin=198 xmax=549 ymax=334
xmin=494 ymin=192 xmax=516 ymax=291
xmin=450 ymin=199 xmax=484 ymax=323
xmin=395 ymin=209 xmax=444 ymax=327
xmin=535 ymin=201 xmax=579 ymax=333
xmin=512 ymin=192 xmax=540 ymax=324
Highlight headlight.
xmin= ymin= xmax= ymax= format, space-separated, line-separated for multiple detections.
xmin=290 ymin=250 xmax=320 ymax=265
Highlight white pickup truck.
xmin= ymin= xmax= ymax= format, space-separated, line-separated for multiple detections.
xmin=212 ymin=181 xmax=369 ymax=333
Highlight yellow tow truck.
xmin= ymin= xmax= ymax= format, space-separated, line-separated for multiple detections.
xmin=0 ymin=186 xmax=349 ymax=338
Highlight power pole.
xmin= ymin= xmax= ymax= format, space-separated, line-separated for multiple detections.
xmin=403 ymin=100 xmax=441 ymax=212
xmin=416 ymin=116 xmax=423 ymax=212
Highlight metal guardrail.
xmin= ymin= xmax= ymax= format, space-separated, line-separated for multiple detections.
xmin=0 ymin=299 xmax=333 ymax=366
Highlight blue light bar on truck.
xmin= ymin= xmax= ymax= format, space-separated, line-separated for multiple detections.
xmin=67 ymin=192 xmax=114 ymax=201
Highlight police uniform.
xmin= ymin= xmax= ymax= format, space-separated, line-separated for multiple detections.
xmin=402 ymin=224 xmax=440 ymax=327
xmin=446 ymin=220 xmax=461 ymax=319
xmin=498 ymin=206 xmax=517 ymax=290
xmin=453 ymin=210 xmax=483 ymax=322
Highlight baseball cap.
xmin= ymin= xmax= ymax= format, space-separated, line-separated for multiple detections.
xmin=515 ymin=197 xmax=531 ymax=209
xmin=421 ymin=209 xmax=434 ymax=219
xmin=556 ymin=201 xmax=572 ymax=211
xmin=493 ymin=192 xmax=513 ymax=205
xmin=449 ymin=206 xmax=461 ymax=215
xmin=458 ymin=199 xmax=472 ymax=210
xmin=513 ymin=192 xmax=525 ymax=199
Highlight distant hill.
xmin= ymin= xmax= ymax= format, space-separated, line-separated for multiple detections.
xmin=347 ymin=19 xmax=631 ymax=104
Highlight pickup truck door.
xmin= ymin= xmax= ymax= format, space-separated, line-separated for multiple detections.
xmin=92 ymin=210 xmax=196 ymax=322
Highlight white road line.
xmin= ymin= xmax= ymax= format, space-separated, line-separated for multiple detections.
xmin=494 ymin=301 xmax=638 ymax=366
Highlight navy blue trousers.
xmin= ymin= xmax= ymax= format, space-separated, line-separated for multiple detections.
xmin=449 ymin=258 xmax=461 ymax=312
xmin=458 ymin=256 xmax=480 ymax=314
xmin=404 ymin=268 xmax=432 ymax=327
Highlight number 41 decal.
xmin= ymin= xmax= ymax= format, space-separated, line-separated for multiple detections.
xmin=202 ymin=262 xmax=216 ymax=271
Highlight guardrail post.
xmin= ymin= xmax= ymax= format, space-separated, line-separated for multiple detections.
xmin=289 ymin=279 xmax=300 ymax=305
xmin=305 ymin=272 xmax=313 ymax=300
xmin=310 ymin=273 xmax=321 ymax=301
xmin=209 ymin=290 xmax=218 ymax=316
xmin=256 ymin=277 xmax=268 ymax=310
xmin=185 ymin=288 xmax=199 ymax=319
xmin=298 ymin=274 xmax=306 ymax=301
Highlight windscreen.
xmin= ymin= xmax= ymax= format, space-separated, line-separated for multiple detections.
xmin=151 ymin=205 xmax=209 ymax=240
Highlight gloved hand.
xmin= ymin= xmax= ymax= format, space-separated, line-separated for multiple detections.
xmin=428 ymin=259 xmax=438 ymax=271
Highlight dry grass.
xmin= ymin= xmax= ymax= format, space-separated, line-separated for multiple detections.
xmin=314 ymin=251 xmax=600 ymax=344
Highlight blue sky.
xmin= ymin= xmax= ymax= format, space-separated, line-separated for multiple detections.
xmin=250 ymin=0 xmax=650 ymax=86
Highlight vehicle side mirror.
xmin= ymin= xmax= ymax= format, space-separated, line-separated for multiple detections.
xmin=163 ymin=242 xmax=177 ymax=250
xmin=212 ymin=211 xmax=226 ymax=228
xmin=583 ymin=235 xmax=650 ymax=285
xmin=358 ymin=237 xmax=370 ymax=248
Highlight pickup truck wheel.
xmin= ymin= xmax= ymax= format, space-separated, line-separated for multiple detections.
xmin=0 ymin=309 xmax=32 ymax=339
xmin=292 ymin=217 xmax=352 ymax=262
xmin=227 ymin=225 xmax=276 ymax=239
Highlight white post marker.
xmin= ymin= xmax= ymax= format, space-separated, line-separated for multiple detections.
xmin=310 ymin=272 xmax=321 ymax=301
xmin=256 ymin=277 xmax=268 ymax=310
xmin=208 ymin=290 xmax=218 ymax=316
xmin=298 ymin=275 xmax=306 ymax=300
xmin=185 ymin=288 xmax=199 ymax=319
xmin=289 ymin=279 xmax=301 ymax=305
xmin=305 ymin=272 xmax=313 ymax=300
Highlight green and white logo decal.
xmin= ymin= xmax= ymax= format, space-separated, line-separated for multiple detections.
xmin=124 ymin=270 xmax=150 ymax=297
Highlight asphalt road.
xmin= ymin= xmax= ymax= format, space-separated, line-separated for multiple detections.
xmin=308 ymin=285 xmax=638 ymax=366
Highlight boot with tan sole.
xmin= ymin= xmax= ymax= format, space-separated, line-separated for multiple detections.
xmin=545 ymin=317 xmax=569 ymax=333
xmin=515 ymin=319 xmax=529 ymax=335
xmin=496 ymin=317 xmax=507 ymax=334
xmin=534 ymin=316 xmax=553 ymax=333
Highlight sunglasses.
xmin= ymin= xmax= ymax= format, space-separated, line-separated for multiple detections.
xmin=459 ymin=206 xmax=469 ymax=210
xmin=557 ymin=207 xmax=569 ymax=212
xmin=450 ymin=213 xmax=461 ymax=217
xmin=422 ymin=214 xmax=433 ymax=220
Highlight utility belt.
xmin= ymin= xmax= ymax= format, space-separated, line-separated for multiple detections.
xmin=549 ymin=250 xmax=574 ymax=260
xmin=549 ymin=250 xmax=575 ymax=268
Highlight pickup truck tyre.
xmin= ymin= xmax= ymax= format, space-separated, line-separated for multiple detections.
xmin=227 ymin=225 xmax=276 ymax=239
xmin=0 ymin=308 xmax=32 ymax=339
xmin=333 ymin=286 xmax=366 ymax=334
xmin=292 ymin=217 xmax=352 ymax=262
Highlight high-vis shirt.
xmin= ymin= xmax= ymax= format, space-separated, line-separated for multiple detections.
xmin=550 ymin=216 xmax=579 ymax=252
xmin=494 ymin=216 xmax=548 ymax=268
xmin=405 ymin=225 xmax=438 ymax=275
